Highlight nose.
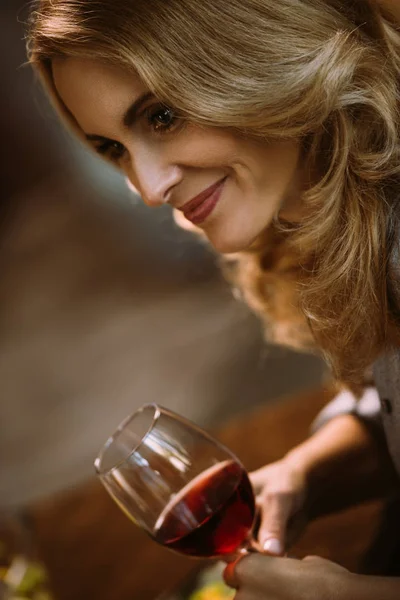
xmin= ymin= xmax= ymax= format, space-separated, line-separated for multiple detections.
xmin=126 ymin=150 xmax=182 ymax=208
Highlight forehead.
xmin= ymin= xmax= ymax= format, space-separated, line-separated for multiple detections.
xmin=52 ymin=57 xmax=148 ymax=134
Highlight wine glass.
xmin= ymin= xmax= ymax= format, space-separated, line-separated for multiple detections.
xmin=94 ymin=404 xmax=256 ymax=559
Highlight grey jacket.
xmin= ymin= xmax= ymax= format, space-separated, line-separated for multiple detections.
xmin=374 ymin=350 xmax=400 ymax=476
xmin=312 ymin=350 xmax=400 ymax=478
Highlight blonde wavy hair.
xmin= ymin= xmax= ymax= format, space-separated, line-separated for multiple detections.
xmin=25 ymin=0 xmax=400 ymax=388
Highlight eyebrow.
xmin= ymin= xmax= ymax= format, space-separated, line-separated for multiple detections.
xmin=85 ymin=91 xmax=154 ymax=142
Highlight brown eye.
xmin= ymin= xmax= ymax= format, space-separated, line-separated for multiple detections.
xmin=146 ymin=105 xmax=178 ymax=133
xmin=95 ymin=140 xmax=126 ymax=162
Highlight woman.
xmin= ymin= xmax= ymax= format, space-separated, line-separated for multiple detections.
xmin=25 ymin=0 xmax=400 ymax=598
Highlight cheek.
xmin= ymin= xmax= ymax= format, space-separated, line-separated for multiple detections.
xmin=174 ymin=126 xmax=241 ymax=167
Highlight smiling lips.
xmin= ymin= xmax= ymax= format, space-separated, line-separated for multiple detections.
xmin=179 ymin=177 xmax=227 ymax=225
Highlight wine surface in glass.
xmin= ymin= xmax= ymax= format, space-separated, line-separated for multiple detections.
xmin=152 ymin=460 xmax=255 ymax=558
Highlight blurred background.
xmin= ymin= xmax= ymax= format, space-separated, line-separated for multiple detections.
xmin=0 ymin=1 xmax=327 ymax=598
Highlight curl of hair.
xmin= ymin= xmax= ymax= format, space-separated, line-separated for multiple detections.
xmin=25 ymin=0 xmax=400 ymax=388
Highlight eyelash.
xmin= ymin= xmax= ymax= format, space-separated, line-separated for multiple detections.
xmin=95 ymin=104 xmax=180 ymax=163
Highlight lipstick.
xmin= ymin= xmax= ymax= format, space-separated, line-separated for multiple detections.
xmin=182 ymin=177 xmax=226 ymax=225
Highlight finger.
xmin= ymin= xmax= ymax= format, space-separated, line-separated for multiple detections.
xmin=249 ymin=468 xmax=268 ymax=494
xmin=302 ymin=555 xmax=350 ymax=574
xmin=302 ymin=555 xmax=334 ymax=567
xmin=224 ymin=553 xmax=270 ymax=589
xmin=223 ymin=555 xmax=248 ymax=589
xmin=232 ymin=593 xmax=246 ymax=600
xmin=257 ymin=496 xmax=292 ymax=555
xmin=231 ymin=553 xmax=281 ymax=589
xmin=247 ymin=537 xmax=265 ymax=553
xmin=252 ymin=505 xmax=262 ymax=538
xmin=285 ymin=511 xmax=308 ymax=549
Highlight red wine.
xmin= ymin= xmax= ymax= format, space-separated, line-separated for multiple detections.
xmin=152 ymin=460 xmax=255 ymax=557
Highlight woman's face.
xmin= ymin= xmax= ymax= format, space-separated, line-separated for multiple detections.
xmin=53 ymin=58 xmax=304 ymax=253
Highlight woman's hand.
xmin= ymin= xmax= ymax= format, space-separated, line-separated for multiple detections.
xmin=249 ymin=458 xmax=308 ymax=555
xmin=224 ymin=554 xmax=351 ymax=600
xmin=224 ymin=554 xmax=400 ymax=600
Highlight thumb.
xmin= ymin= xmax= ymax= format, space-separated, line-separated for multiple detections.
xmin=257 ymin=495 xmax=292 ymax=556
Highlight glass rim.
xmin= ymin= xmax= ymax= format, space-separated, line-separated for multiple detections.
xmin=94 ymin=403 xmax=160 ymax=476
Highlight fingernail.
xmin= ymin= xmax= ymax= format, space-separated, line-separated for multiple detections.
xmin=263 ymin=538 xmax=283 ymax=555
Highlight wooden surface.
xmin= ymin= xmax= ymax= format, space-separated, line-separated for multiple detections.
xmin=30 ymin=386 xmax=384 ymax=600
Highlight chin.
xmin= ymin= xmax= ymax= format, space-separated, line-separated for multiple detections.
xmin=205 ymin=226 xmax=261 ymax=254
